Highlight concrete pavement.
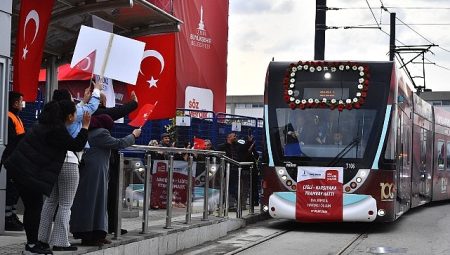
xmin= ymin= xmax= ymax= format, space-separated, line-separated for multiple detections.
xmin=0 ymin=206 xmax=268 ymax=255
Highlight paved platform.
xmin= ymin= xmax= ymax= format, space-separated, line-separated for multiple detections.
xmin=0 ymin=206 xmax=268 ymax=255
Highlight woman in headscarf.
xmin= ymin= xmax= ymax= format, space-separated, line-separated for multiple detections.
xmin=70 ymin=114 xmax=141 ymax=246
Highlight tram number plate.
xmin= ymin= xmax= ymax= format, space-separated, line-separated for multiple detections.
xmin=345 ymin=163 xmax=356 ymax=170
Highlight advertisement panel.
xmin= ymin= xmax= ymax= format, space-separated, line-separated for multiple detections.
xmin=296 ymin=167 xmax=343 ymax=222
xmin=150 ymin=160 xmax=196 ymax=209
xmin=173 ymin=0 xmax=229 ymax=112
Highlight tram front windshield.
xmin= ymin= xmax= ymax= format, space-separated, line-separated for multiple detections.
xmin=277 ymin=108 xmax=376 ymax=159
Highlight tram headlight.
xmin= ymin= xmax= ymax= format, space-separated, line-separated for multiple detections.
xmin=281 ymin=175 xmax=287 ymax=180
xmin=324 ymin=72 xmax=331 ymax=80
xmin=278 ymin=169 xmax=285 ymax=175
xmin=356 ymin=177 xmax=362 ymax=183
xmin=378 ymin=209 xmax=386 ymax=216
xmin=263 ymin=205 xmax=269 ymax=212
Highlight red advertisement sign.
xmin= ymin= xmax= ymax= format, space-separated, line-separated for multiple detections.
xmin=150 ymin=160 xmax=196 ymax=209
xmin=296 ymin=167 xmax=343 ymax=222
xmin=173 ymin=0 xmax=229 ymax=112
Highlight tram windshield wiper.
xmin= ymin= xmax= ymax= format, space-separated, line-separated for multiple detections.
xmin=327 ymin=136 xmax=361 ymax=167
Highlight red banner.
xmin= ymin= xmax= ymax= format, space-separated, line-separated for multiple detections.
xmin=14 ymin=0 xmax=55 ymax=102
xmin=296 ymin=167 xmax=343 ymax=222
xmin=150 ymin=160 xmax=196 ymax=209
xmin=128 ymin=34 xmax=176 ymax=121
xmin=173 ymin=0 xmax=229 ymax=113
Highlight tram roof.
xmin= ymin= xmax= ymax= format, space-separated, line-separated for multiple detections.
xmin=11 ymin=0 xmax=182 ymax=66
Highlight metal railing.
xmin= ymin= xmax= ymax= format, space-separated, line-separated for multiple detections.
xmin=114 ymin=145 xmax=255 ymax=239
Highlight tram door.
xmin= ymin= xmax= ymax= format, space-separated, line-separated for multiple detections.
xmin=418 ymin=127 xmax=432 ymax=203
xmin=396 ymin=110 xmax=412 ymax=215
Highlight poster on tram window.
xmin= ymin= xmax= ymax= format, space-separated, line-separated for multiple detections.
xmin=150 ymin=160 xmax=197 ymax=209
xmin=296 ymin=167 xmax=343 ymax=222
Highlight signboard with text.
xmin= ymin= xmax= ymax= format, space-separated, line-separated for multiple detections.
xmin=296 ymin=167 xmax=343 ymax=222
xmin=150 ymin=160 xmax=197 ymax=209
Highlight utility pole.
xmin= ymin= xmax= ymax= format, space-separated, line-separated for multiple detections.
xmin=314 ymin=0 xmax=326 ymax=60
xmin=389 ymin=12 xmax=396 ymax=61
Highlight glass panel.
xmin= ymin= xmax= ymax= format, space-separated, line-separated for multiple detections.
xmin=438 ymin=140 xmax=445 ymax=170
xmin=447 ymin=142 xmax=450 ymax=170
xmin=276 ymin=108 xmax=377 ymax=158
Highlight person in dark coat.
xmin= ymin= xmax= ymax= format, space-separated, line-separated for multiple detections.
xmin=4 ymin=100 xmax=90 ymax=255
xmin=70 ymin=114 xmax=141 ymax=246
xmin=93 ymin=91 xmax=138 ymax=235
xmin=1 ymin=91 xmax=25 ymax=231
xmin=217 ymin=132 xmax=253 ymax=209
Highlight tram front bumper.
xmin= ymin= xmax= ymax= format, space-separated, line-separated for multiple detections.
xmin=268 ymin=192 xmax=377 ymax=222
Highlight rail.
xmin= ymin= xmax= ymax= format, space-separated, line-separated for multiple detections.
xmin=114 ymin=145 xmax=256 ymax=239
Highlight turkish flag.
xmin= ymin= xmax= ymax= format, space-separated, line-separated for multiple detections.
xmin=193 ymin=137 xmax=206 ymax=149
xmin=72 ymin=50 xmax=96 ymax=74
xmin=128 ymin=34 xmax=176 ymax=121
xmin=128 ymin=103 xmax=156 ymax=127
xmin=13 ymin=0 xmax=55 ymax=102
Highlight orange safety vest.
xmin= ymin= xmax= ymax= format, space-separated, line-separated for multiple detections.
xmin=8 ymin=111 xmax=25 ymax=135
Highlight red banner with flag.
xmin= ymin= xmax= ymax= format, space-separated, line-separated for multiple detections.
xmin=13 ymin=0 xmax=55 ymax=102
xmin=128 ymin=34 xmax=176 ymax=121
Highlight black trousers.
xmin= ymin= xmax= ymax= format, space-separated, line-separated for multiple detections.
xmin=11 ymin=174 xmax=43 ymax=244
xmin=107 ymin=150 xmax=119 ymax=233
xmin=6 ymin=169 xmax=20 ymax=209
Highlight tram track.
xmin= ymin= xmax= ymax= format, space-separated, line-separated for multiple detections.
xmin=224 ymin=228 xmax=294 ymax=255
xmin=334 ymin=232 xmax=368 ymax=255
xmin=224 ymin=222 xmax=372 ymax=255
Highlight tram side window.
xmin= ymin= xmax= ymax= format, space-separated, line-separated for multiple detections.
xmin=438 ymin=140 xmax=445 ymax=170
xmin=420 ymin=128 xmax=426 ymax=165
xmin=447 ymin=142 xmax=450 ymax=170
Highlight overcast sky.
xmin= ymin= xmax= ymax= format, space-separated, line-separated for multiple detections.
xmin=226 ymin=0 xmax=450 ymax=95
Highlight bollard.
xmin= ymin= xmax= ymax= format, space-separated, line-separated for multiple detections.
xmin=186 ymin=155 xmax=193 ymax=224
xmin=141 ymin=153 xmax=152 ymax=233
xmin=202 ymin=157 xmax=210 ymax=221
xmin=165 ymin=155 xmax=174 ymax=229
xmin=114 ymin=152 xmax=124 ymax=239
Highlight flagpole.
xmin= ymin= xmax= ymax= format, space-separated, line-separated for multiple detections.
xmin=100 ymin=33 xmax=114 ymax=79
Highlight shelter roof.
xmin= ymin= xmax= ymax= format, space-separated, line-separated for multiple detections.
xmin=11 ymin=0 xmax=182 ymax=66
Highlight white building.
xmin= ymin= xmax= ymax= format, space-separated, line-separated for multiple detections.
xmin=226 ymin=95 xmax=264 ymax=119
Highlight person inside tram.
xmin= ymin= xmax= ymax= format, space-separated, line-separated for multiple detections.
xmin=283 ymin=123 xmax=302 ymax=156
xmin=311 ymin=115 xmax=327 ymax=144
xmin=333 ymin=132 xmax=344 ymax=146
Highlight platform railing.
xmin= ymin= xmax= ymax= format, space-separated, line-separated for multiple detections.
xmin=114 ymin=145 xmax=255 ymax=238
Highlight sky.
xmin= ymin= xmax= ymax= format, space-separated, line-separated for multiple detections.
xmin=226 ymin=0 xmax=450 ymax=95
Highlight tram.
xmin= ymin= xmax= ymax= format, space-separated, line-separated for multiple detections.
xmin=261 ymin=60 xmax=450 ymax=222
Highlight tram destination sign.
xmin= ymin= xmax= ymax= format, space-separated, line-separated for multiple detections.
xmin=303 ymin=88 xmax=349 ymax=100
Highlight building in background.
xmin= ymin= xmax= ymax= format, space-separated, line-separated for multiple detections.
xmin=420 ymin=91 xmax=450 ymax=112
xmin=226 ymin=95 xmax=263 ymax=118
